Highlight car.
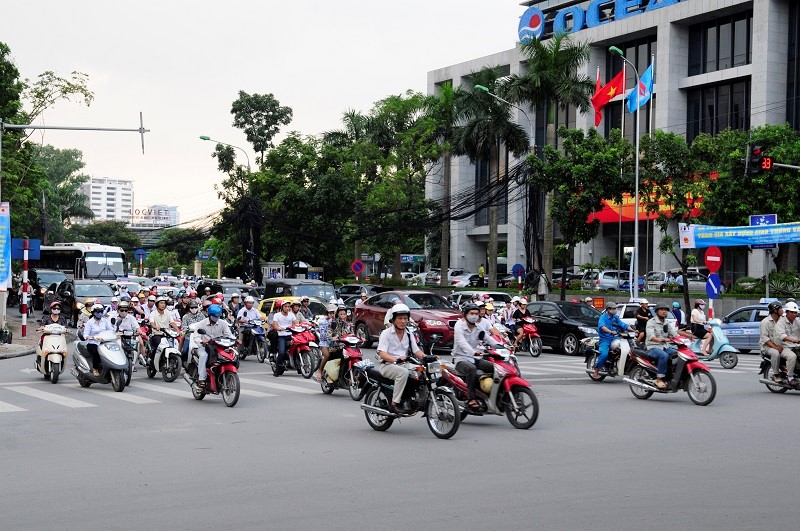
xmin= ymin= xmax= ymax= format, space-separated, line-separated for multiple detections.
xmin=615 ymin=301 xmax=678 ymax=327
xmin=719 ymin=304 xmax=770 ymax=353
xmin=336 ymin=284 xmax=391 ymax=298
xmin=527 ymin=300 xmax=601 ymax=355
xmin=353 ymin=290 xmax=462 ymax=353
xmin=646 ymin=270 xmax=719 ymax=293
xmin=496 ymin=274 xmax=517 ymax=288
xmin=619 ymin=276 xmax=646 ymax=292
xmin=449 ymin=273 xmax=482 ymax=288
xmin=257 ymin=296 xmax=329 ymax=325
xmin=424 ymin=268 xmax=468 ymax=286
xmin=28 ymin=269 xmax=68 ymax=310
xmin=196 ymin=280 xmax=261 ymax=299
xmin=262 ymin=278 xmax=336 ymax=302
xmin=125 ymin=275 xmax=156 ymax=288
xmin=449 ymin=291 xmax=512 ymax=308
xmin=407 ymin=272 xmax=427 ymax=286
xmin=581 ymin=269 xmax=635 ymax=291
xmin=55 ymin=279 xmax=116 ymax=327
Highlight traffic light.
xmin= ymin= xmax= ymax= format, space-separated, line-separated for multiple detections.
xmin=747 ymin=145 xmax=769 ymax=176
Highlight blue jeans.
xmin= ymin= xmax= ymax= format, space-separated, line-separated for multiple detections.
xmin=277 ymin=335 xmax=290 ymax=365
xmin=596 ymin=338 xmax=613 ymax=369
xmin=646 ymin=347 xmax=676 ymax=378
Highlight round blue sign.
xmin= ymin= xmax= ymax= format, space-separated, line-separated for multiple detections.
xmin=512 ymin=263 xmax=525 ymax=278
xmin=518 ymin=6 xmax=545 ymax=43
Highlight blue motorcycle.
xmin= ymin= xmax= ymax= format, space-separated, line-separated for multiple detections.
xmin=688 ymin=318 xmax=739 ymax=369
xmin=239 ymin=318 xmax=267 ymax=362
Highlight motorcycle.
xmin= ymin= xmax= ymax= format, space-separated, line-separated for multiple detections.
xmin=686 ymin=318 xmax=739 ymax=369
xmin=118 ymin=329 xmax=141 ymax=386
xmin=583 ymin=333 xmax=635 ymax=382
xmin=239 ymin=318 xmax=267 ymax=362
xmin=182 ymin=331 xmax=241 ymax=407
xmin=758 ymin=344 xmax=800 ymax=393
xmin=517 ymin=316 xmax=542 ymax=357
xmin=35 ymin=323 xmax=69 ymax=383
xmin=320 ymin=334 xmax=372 ymax=400
xmin=359 ymin=355 xmax=461 ymax=439
xmin=440 ymin=343 xmax=539 ymax=429
xmin=147 ymin=328 xmax=183 ymax=382
xmin=71 ymin=329 xmax=128 ymax=392
xmin=269 ymin=322 xmax=317 ymax=378
xmin=623 ymin=336 xmax=717 ymax=406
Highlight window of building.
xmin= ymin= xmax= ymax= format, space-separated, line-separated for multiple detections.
xmin=473 ymin=151 xmax=508 ymax=228
xmin=686 ymin=79 xmax=750 ymax=143
xmin=688 ymin=11 xmax=752 ymax=76
xmin=788 ymin=3 xmax=800 ymax=130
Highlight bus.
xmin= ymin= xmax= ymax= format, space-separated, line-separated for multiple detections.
xmin=31 ymin=242 xmax=128 ymax=281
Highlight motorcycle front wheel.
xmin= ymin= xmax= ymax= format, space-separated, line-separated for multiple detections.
xmin=162 ymin=355 xmax=181 ymax=383
xmin=528 ymin=337 xmax=542 ymax=357
xmin=719 ymin=351 xmax=738 ymax=370
xmin=50 ymin=362 xmax=60 ymax=384
xmin=686 ymin=369 xmax=716 ymax=406
xmin=298 ymin=351 xmax=314 ymax=379
xmin=221 ymin=372 xmax=240 ymax=407
xmin=110 ymin=369 xmax=125 ymax=392
xmin=426 ymin=392 xmax=460 ymax=439
xmin=504 ymin=386 xmax=539 ymax=430
xmin=320 ymin=377 xmax=334 ymax=394
xmin=257 ymin=343 xmax=267 ymax=363
xmin=364 ymin=388 xmax=394 ymax=432
xmin=346 ymin=368 xmax=366 ymax=401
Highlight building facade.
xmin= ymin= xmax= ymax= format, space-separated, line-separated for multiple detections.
xmin=80 ymin=177 xmax=135 ymax=223
xmin=427 ymin=0 xmax=799 ymax=284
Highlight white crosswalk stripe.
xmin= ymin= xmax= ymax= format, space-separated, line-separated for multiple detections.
xmin=67 ymin=385 xmax=160 ymax=404
xmin=240 ymin=389 xmax=278 ymax=398
xmin=0 ymin=400 xmax=27 ymax=413
xmin=5 ymin=386 xmax=96 ymax=408
xmin=131 ymin=381 xmax=194 ymax=398
xmin=238 ymin=378 xmax=318 ymax=394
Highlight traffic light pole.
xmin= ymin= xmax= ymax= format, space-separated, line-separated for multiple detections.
xmin=772 ymin=163 xmax=800 ymax=170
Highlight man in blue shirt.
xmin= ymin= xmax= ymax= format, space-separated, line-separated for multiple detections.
xmin=593 ymin=301 xmax=636 ymax=379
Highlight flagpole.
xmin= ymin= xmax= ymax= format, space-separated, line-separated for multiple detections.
xmin=618 ymin=62 xmax=626 ymax=280
xmin=649 ymin=54 xmax=655 ymax=139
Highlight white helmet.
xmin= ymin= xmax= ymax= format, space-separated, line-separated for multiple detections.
xmin=511 ymin=296 xmax=520 ymax=303
xmin=390 ymin=303 xmax=411 ymax=322
xmin=244 ymin=296 xmax=255 ymax=303
xmin=231 ymin=292 xmax=240 ymax=299
xmin=785 ymin=301 xmax=799 ymax=313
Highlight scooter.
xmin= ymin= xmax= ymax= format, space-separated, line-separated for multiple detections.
xmin=71 ymin=329 xmax=128 ymax=392
xmin=269 ymin=322 xmax=317 ymax=378
xmin=319 ymin=334 xmax=372 ymax=400
xmin=623 ymin=336 xmax=717 ymax=406
xmin=687 ymin=318 xmax=739 ymax=369
xmin=517 ymin=316 xmax=542 ymax=357
xmin=182 ymin=331 xmax=241 ymax=407
xmin=147 ymin=328 xmax=183 ymax=382
xmin=238 ymin=318 xmax=267 ymax=362
xmin=440 ymin=343 xmax=539 ymax=429
xmin=35 ymin=323 xmax=69 ymax=383
xmin=118 ymin=330 xmax=147 ymax=386
xmin=583 ymin=333 xmax=635 ymax=382
xmin=758 ymin=344 xmax=800 ymax=393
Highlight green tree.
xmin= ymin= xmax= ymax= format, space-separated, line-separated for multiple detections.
xmin=454 ymin=67 xmax=529 ymax=288
xmin=531 ymin=127 xmax=633 ymax=299
xmin=68 ymin=220 xmax=141 ymax=250
xmin=231 ymin=91 xmax=292 ymax=165
xmin=505 ymin=33 xmax=595 ymax=279
xmin=151 ymin=228 xmax=207 ymax=266
xmin=34 ymin=145 xmax=94 ymax=243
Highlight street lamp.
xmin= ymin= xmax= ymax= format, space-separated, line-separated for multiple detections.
xmin=473 ymin=85 xmax=534 ymax=148
xmin=199 ymin=135 xmax=251 ymax=173
xmin=609 ymin=46 xmax=641 ymax=299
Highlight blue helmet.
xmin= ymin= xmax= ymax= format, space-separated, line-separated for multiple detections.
xmin=672 ymin=301 xmax=680 ymax=309
xmin=208 ymin=304 xmax=223 ymax=317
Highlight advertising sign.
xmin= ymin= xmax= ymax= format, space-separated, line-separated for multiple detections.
xmin=680 ymin=221 xmax=800 ymax=249
xmin=0 ymin=203 xmax=10 ymax=289
xmin=749 ymin=214 xmax=778 ymax=250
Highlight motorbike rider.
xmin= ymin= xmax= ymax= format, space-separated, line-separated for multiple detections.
xmin=592 ymin=301 xmax=636 ymax=379
xmin=503 ymin=297 xmax=519 ymax=336
xmin=271 ymin=300 xmax=295 ymax=369
xmin=313 ymin=303 xmax=338 ymax=382
xmin=453 ymin=303 xmax=499 ymax=411
xmin=298 ymin=297 xmax=314 ymax=320
xmin=189 ymin=304 xmax=236 ymax=389
xmin=236 ymin=296 xmax=260 ymax=344
xmin=175 ymin=292 xmax=191 ymax=319
xmin=115 ymin=301 xmax=144 ymax=370
xmin=775 ymin=301 xmax=800 ymax=387
xmin=290 ymin=301 xmax=308 ymax=323
xmin=228 ymin=293 xmax=242 ymax=318
xmin=83 ymin=305 xmax=113 ymax=376
xmin=180 ymin=300 xmax=205 ymax=359
xmin=37 ymin=301 xmax=70 ymax=347
xmin=142 ymin=295 xmax=157 ymax=319
xmin=690 ymin=299 xmax=712 ymax=356
xmin=512 ymin=298 xmax=533 ymax=348
xmin=77 ymin=297 xmax=97 ymax=330
xmin=759 ymin=301 xmax=795 ymax=385
xmin=634 ymin=298 xmax=650 ymax=344
xmin=645 ymin=302 xmax=692 ymax=389
xmin=672 ymin=301 xmax=686 ymax=326
xmin=148 ymin=296 xmax=181 ymax=361
xmin=376 ymin=303 xmax=425 ymax=414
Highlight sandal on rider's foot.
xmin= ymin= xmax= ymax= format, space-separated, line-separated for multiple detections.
xmin=654 ymin=380 xmax=667 ymax=390
xmin=92 ymin=369 xmax=100 ymax=377
xmin=468 ymin=400 xmax=481 ymax=410
xmin=313 ymin=371 xmax=322 ymax=382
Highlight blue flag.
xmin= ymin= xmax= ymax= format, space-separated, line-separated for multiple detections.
xmin=626 ymin=63 xmax=653 ymax=114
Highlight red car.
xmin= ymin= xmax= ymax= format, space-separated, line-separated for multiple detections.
xmin=353 ymin=291 xmax=462 ymax=353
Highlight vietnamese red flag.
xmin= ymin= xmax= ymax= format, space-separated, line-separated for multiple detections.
xmin=591 ymin=70 xmax=624 ymax=127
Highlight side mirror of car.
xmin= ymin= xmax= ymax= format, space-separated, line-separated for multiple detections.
xmin=722 ymin=317 xmax=730 ymax=324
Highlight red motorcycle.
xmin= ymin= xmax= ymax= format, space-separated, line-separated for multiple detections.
xmin=269 ymin=323 xmax=316 ymax=378
xmin=182 ymin=334 xmax=241 ymax=407
xmin=518 ymin=316 xmax=542 ymax=357
xmin=624 ymin=336 xmax=717 ymax=406
xmin=440 ymin=343 xmax=539 ymax=429
xmin=319 ymin=334 xmax=371 ymax=400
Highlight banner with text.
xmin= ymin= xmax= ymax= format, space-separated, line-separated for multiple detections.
xmin=679 ymin=222 xmax=800 ymax=249
xmin=0 ymin=203 xmax=10 ymax=289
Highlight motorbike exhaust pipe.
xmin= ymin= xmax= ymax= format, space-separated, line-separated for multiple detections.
xmin=360 ymin=403 xmax=394 ymax=416
xmin=758 ymin=378 xmax=790 ymax=388
xmin=182 ymin=373 xmax=194 ymax=385
xmin=622 ymin=377 xmax=659 ymax=392
xmin=70 ymin=368 xmax=78 ymax=379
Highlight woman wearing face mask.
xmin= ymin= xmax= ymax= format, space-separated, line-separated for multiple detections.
xmin=83 ymin=304 xmax=113 ymax=376
xmin=37 ymin=301 xmax=70 ymax=346
xmin=180 ymin=301 xmax=204 ymax=360
xmin=452 ymin=304 xmax=500 ymax=411
xmin=189 ymin=305 xmax=236 ymax=389
xmin=691 ymin=299 xmax=712 ymax=356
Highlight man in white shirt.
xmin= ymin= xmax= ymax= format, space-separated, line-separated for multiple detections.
xmin=376 ymin=304 xmax=425 ymax=413
xmin=270 ymin=300 xmax=296 ymax=375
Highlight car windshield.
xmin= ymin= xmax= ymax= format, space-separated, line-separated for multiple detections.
xmin=405 ymin=293 xmax=453 ymax=310
xmin=74 ymin=283 xmax=114 ymax=298
xmin=555 ymin=302 xmax=601 ymax=320
xmin=294 ymin=285 xmax=335 ymax=301
xmin=36 ymin=272 xmax=67 ymax=286
xmin=85 ymin=251 xmax=126 ymax=279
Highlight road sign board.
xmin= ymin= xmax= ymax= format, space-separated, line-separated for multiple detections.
xmin=511 ymin=263 xmax=525 ymax=278
xmin=351 ymin=260 xmax=365 ymax=275
xmin=11 ymin=239 xmax=40 ymax=260
xmin=134 ymin=248 xmax=147 ymax=260
xmin=704 ymin=246 xmax=722 ymax=273
xmin=706 ymin=273 xmax=722 ymax=299
xmin=750 ymin=214 xmax=778 ymax=250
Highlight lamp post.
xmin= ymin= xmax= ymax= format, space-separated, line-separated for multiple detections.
xmin=199 ymin=135 xmax=251 ymax=173
xmin=609 ymin=46 xmax=641 ymax=299
xmin=473 ymin=85 xmax=534 ymax=148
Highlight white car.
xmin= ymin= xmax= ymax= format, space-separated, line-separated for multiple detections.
xmin=615 ymin=301 xmax=678 ymax=327
xmin=449 ymin=273 xmax=479 ymax=287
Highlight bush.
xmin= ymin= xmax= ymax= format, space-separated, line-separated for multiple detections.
xmin=728 ymin=276 xmax=762 ymax=295
xmin=381 ymin=277 xmax=408 ymax=287
xmin=768 ymin=270 xmax=800 ymax=298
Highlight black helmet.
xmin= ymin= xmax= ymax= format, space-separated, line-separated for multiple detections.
xmin=768 ymin=301 xmax=783 ymax=314
xmin=462 ymin=303 xmax=480 ymax=315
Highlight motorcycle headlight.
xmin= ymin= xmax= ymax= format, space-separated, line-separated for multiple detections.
xmin=579 ymin=327 xmax=597 ymax=336
xmin=423 ymin=319 xmax=446 ymax=327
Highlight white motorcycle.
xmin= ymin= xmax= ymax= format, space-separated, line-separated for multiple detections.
xmin=35 ymin=323 xmax=69 ymax=383
xmin=147 ymin=328 xmax=183 ymax=382
xmin=71 ymin=330 xmax=128 ymax=392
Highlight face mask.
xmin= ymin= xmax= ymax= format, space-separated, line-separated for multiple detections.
xmin=190 ymin=307 xmax=199 ymax=314
xmin=209 ymin=315 xmax=219 ymax=323
xmin=51 ymin=309 xmax=61 ymax=315
xmin=466 ymin=314 xmax=479 ymax=324
xmin=93 ymin=312 xmax=104 ymax=319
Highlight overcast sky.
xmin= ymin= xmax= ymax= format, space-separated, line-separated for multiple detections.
xmin=3 ymin=0 xmax=525 ymax=224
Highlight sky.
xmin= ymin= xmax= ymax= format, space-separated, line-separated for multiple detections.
xmin=2 ymin=0 xmax=526 ymax=225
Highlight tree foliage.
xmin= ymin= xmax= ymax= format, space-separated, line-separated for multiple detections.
xmin=69 ymin=221 xmax=140 ymax=250
xmin=231 ymin=90 xmax=292 ymax=165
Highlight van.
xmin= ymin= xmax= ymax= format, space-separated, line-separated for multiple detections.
xmin=581 ymin=270 xmax=628 ymax=291
xmin=262 ymin=278 xmax=336 ymax=302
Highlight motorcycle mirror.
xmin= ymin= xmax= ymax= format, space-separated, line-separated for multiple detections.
xmin=197 ymin=328 xmax=206 ymax=335
xmin=663 ymin=324 xmax=669 ymax=333
xmin=478 ymin=331 xmax=485 ymax=340
xmin=111 ymin=318 xmax=117 ymax=326
xmin=63 ymin=291 xmax=72 ymax=297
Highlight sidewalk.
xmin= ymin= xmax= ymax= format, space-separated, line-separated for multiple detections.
xmin=0 ymin=308 xmax=39 ymax=359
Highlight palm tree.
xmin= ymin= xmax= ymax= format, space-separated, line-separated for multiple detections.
xmin=504 ymin=33 xmax=595 ymax=281
xmin=454 ymin=67 xmax=529 ymax=289
xmin=425 ymin=81 xmax=459 ymax=286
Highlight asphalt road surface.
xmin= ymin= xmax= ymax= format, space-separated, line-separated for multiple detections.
xmin=1 ymin=342 xmax=798 ymax=529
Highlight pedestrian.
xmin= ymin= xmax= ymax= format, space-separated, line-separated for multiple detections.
xmin=478 ymin=263 xmax=485 ymax=287
xmin=537 ymin=271 xmax=549 ymax=301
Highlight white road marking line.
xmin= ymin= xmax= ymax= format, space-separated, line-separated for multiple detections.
xmin=238 ymin=378 xmax=317 ymax=394
xmin=5 ymin=386 xmax=96 ymax=408
xmin=0 ymin=400 xmax=27 ymax=413
xmin=240 ymin=389 xmax=277 ymax=398
xmin=68 ymin=385 xmax=160 ymax=404
xmin=131 ymin=382 xmax=193 ymax=398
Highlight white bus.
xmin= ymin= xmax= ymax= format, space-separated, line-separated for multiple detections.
xmin=31 ymin=242 xmax=128 ymax=281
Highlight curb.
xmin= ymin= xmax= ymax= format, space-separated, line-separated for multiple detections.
xmin=0 ymin=347 xmax=36 ymax=360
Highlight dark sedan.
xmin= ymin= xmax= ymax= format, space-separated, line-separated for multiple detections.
xmin=527 ymin=300 xmax=600 ymax=355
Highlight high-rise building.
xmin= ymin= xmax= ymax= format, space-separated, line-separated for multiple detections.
xmin=79 ymin=177 xmax=135 ymax=223
xmin=128 ymin=204 xmax=180 ymax=228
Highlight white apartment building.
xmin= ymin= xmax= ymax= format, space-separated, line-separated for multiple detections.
xmin=81 ymin=177 xmax=135 ymax=223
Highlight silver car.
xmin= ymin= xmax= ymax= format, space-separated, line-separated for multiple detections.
xmin=581 ymin=270 xmax=629 ymax=291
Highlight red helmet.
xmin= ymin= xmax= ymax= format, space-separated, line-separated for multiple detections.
xmin=149 ymin=289 xmax=158 ymax=296
xmin=212 ymin=295 xmax=224 ymax=304
xmin=189 ymin=290 xmax=197 ymax=297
